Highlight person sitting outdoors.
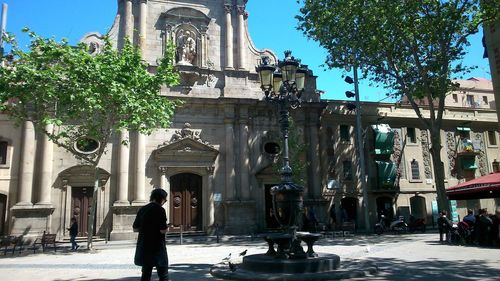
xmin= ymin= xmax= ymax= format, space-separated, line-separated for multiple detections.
xmin=463 ymin=209 xmax=476 ymax=226
xmin=477 ymin=208 xmax=493 ymax=247
xmin=492 ymin=208 xmax=500 ymax=248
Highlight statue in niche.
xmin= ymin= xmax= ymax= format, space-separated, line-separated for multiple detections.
xmin=176 ymin=30 xmax=197 ymax=65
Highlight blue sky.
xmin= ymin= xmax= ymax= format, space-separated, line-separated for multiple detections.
xmin=1 ymin=0 xmax=492 ymax=101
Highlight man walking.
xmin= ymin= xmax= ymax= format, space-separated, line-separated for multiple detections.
xmin=68 ymin=217 xmax=79 ymax=251
xmin=133 ymin=188 xmax=169 ymax=281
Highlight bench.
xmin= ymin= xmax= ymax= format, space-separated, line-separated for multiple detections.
xmin=0 ymin=235 xmax=22 ymax=255
xmin=341 ymin=222 xmax=356 ymax=237
xmin=31 ymin=232 xmax=57 ymax=253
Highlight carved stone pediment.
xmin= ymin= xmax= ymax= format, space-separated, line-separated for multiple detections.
xmin=161 ymin=7 xmax=211 ymax=29
xmin=58 ymin=165 xmax=110 ymax=188
xmin=155 ymin=138 xmax=219 ymax=168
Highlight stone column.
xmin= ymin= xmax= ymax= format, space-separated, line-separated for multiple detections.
xmin=115 ymin=130 xmax=129 ymax=205
xmin=206 ymin=166 xmax=215 ymax=227
xmin=124 ymin=0 xmax=133 ymax=41
xmin=239 ymin=108 xmax=250 ymax=199
xmin=15 ymin=121 xmax=35 ymax=206
xmin=237 ymin=5 xmax=246 ymax=70
xmin=37 ymin=124 xmax=54 ymax=206
xmin=159 ymin=167 xmax=170 ymax=219
xmin=138 ymin=0 xmax=147 ymax=51
xmin=224 ymin=4 xmax=234 ymax=69
xmin=308 ymin=112 xmax=321 ymax=198
xmin=224 ymin=108 xmax=235 ymax=199
xmin=132 ymin=132 xmax=147 ymax=205
xmin=159 ymin=167 xmax=170 ymax=192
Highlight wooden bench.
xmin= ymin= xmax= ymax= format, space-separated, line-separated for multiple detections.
xmin=31 ymin=232 xmax=57 ymax=253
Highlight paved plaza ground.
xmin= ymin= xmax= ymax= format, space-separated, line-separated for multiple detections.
xmin=0 ymin=233 xmax=499 ymax=281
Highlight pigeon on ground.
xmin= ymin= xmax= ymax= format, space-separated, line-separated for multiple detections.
xmin=222 ymin=253 xmax=232 ymax=262
xmin=239 ymin=249 xmax=247 ymax=256
xmin=229 ymin=261 xmax=237 ymax=272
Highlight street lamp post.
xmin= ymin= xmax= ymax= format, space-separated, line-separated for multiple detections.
xmin=256 ymin=51 xmax=309 ymax=259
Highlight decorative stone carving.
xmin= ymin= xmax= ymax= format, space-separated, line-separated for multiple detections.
xmin=164 ymin=123 xmax=212 ymax=147
xmin=420 ymin=130 xmax=432 ymax=179
xmin=446 ymin=131 xmax=457 ymax=178
xmin=159 ymin=166 xmax=168 ymax=175
xmin=80 ymin=32 xmax=105 ymax=55
xmin=224 ymin=4 xmax=232 ymax=13
xmin=237 ymin=5 xmax=248 ymax=18
xmin=161 ymin=7 xmax=211 ymax=68
xmin=206 ymin=166 xmax=215 ymax=175
xmin=206 ymin=59 xmax=215 ymax=87
xmin=391 ymin=128 xmax=404 ymax=182
xmin=176 ymin=30 xmax=197 ymax=65
xmin=474 ymin=133 xmax=487 ymax=176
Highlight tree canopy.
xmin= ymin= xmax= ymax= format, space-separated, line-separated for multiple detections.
xmin=297 ymin=0 xmax=499 ymax=213
xmin=0 ymin=29 xmax=180 ymax=165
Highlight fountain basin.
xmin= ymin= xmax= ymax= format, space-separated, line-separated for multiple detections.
xmin=241 ymin=253 xmax=340 ymax=274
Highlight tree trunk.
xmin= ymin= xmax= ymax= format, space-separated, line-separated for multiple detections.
xmin=87 ymin=166 xmax=99 ymax=250
xmin=429 ymin=131 xmax=451 ymax=216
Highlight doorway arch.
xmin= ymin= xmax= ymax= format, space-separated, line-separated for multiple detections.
xmin=376 ymin=196 xmax=394 ymax=222
xmin=340 ymin=197 xmax=358 ymax=223
xmin=0 ymin=193 xmax=6 ymax=235
xmin=410 ymin=196 xmax=427 ymax=220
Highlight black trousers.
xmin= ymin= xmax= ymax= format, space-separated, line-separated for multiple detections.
xmin=141 ymin=266 xmax=168 ymax=281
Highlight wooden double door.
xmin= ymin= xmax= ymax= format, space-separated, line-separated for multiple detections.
xmin=71 ymin=187 xmax=95 ymax=237
xmin=169 ymin=173 xmax=202 ymax=232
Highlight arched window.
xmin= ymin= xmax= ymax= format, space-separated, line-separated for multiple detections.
xmin=410 ymin=159 xmax=420 ymax=180
xmin=0 ymin=141 xmax=8 ymax=165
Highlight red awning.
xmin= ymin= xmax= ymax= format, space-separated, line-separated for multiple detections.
xmin=446 ymin=173 xmax=500 ymax=200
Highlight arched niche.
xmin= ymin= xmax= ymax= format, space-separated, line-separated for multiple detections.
xmin=161 ymin=7 xmax=211 ymax=68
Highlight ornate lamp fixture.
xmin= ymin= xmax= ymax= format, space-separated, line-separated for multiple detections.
xmin=255 ymin=51 xmax=310 ymax=259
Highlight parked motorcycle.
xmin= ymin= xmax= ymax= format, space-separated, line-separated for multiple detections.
xmin=374 ymin=215 xmax=408 ymax=235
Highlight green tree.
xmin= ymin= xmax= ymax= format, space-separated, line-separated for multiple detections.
xmin=297 ymin=0 xmax=499 ymax=214
xmin=0 ymin=29 xmax=180 ymax=248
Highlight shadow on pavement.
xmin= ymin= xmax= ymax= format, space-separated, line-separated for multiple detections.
xmin=52 ymin=263 xmax=215 ymax=281
xmin=356 ymin=257 xmax=500 ymax=281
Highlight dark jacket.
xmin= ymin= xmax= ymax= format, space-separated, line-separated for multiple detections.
xmin=133 ymin=202 xmax=168 ymax=267
xmin=437 ymin=216 xmax=452 ymax=231
xmin=69 ymin=222 xmax=78 ymax=237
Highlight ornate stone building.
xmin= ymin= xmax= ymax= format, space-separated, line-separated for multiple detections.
xmin=322 ymin=78 xmax=499 ymax=228
xmin=0 ymin=0 xmax=325 ymax=240
xmin=0 ymin=1 xmax=498 ymax=239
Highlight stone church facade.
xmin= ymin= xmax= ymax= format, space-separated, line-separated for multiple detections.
xmin=0 ymin=0 xmax=498 ymax=240
xmin=1 ymin=0 xmax=326 ymax=240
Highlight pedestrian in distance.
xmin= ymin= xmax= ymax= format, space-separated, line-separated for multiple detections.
xmin=437 ymin=210 xmax=453 ymax=243
xmin=133 ymin=188 xmax=169 ymax=281
xmin=67 ymin=217 xmax=79 ymax=251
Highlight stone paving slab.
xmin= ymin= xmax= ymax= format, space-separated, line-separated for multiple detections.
xmin=0 ymin=233 xmax=498 ymax=281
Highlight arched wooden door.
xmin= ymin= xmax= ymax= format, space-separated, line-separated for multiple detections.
xmin=410 ymin=196 xmax=427 ymax=220
xmin=71 ymin=186 xmax=95 ymax=237
xmin=169 ymin=173 xmax=202 ymax=232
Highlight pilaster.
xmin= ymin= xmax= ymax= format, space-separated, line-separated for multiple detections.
xmin=224 ymin=3 xmax=234 ymax=69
